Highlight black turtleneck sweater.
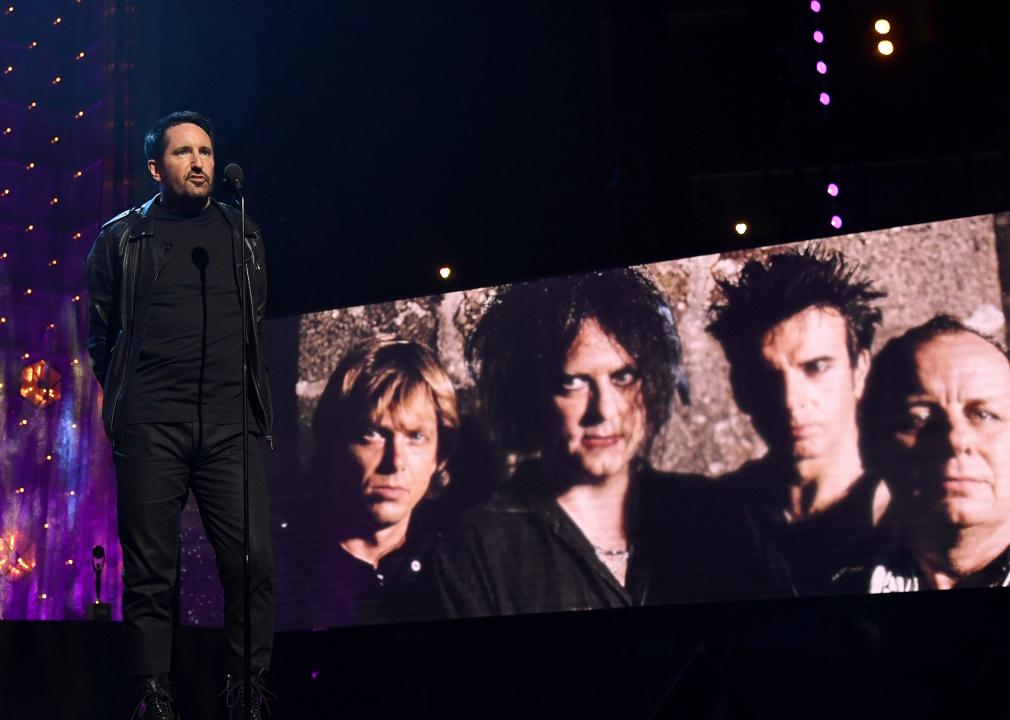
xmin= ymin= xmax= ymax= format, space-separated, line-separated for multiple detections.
xmin=126 ymin=201 xmax=245 ymax=424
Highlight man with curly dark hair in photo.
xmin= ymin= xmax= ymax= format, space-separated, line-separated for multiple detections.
xmin=707 ymin=247 xmax=888 ymax=595
xmin=435 ymin=268 xmax=782 ymax=617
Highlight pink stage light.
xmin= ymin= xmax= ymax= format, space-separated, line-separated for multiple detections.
xmin=813 ymin=30 xmax=824 ymax=43
xmin=831 ymin=215 xmax=843 ymax=229
xmin=810 ymin=1 xmax=822 ymax=12
xmin=819 ymin=92 xmax=831 ymax=106
xmin=816 ymin=61 xmax=828 ymax=74
xmin=827 ymin=183 xmax=839 ymax=197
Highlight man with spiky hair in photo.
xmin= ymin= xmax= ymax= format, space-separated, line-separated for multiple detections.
xmin=436 ymin=268 xmax=782 ymax=618
xmin=707 ymin=247 xmax=888 ymax=596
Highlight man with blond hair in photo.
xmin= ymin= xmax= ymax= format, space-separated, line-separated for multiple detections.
xmin=286 ymin=337 xmax=459 ymax=627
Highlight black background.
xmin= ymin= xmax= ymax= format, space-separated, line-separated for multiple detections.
xmin=140 ymin=0 xmax=1010 ymax=316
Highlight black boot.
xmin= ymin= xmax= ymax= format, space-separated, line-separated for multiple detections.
xmin=131 ymin=675 xmax=177 ymax=720
xmin=223 ymin=669 xmax=273 ymax=720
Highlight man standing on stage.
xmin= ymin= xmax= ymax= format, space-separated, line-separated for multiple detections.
xmin=87 ymin=111 xmax=273 ymax=719
xmin=436 ymin=269 xmax=780 ymax=617
xmin=853 ymin=316 xmax=1010 ymax=592
xmin=707 ymin=247 xmax=887 ymax=595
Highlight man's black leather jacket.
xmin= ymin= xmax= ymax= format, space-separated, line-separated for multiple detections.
xmin=86 ymin=195 xmax=273 ymax=446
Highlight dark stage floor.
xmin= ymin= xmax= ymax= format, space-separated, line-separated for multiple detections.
xmin=2 ymin=590 xmax=1010 ymax=719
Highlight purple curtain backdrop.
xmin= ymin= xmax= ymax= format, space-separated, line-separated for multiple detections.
xmin=0 ymin=0 xmax=126 ymax=621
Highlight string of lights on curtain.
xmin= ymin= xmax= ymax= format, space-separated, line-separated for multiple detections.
xmin=734 ymin=3 xmax=896 ymax=239
xmin=0 ymin=0 xmax=120 ymax=621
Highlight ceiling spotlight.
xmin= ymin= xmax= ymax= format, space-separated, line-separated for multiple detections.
xmin=734 ymin=222 xmax=749 ymax=236
xmin=438 ymin=266 xmax=452 ymax=279
xmin=874 ymin=18 xmax=891 ymax=35
xmin=877 ymin=40 xmax=894 ymax=56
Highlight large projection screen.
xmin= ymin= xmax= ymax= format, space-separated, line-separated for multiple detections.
xmin=203 ymin=213 xmax=1010 ymax=629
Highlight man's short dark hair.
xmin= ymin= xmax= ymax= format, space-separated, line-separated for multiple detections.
xmin=707 ymin=246 xmax=885 ymax=372
xmin=143 ymin=111 xmax=216 ymax=162
xmin=860 ymin=314 xmax=1009 ymax=473
xmin=467 ymin=267 xmax=688 ymax=457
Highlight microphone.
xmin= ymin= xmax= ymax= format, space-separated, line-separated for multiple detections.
xmin=191 ymin=246 xmax=210 ymax=272
xmin=86 ymin=544 xmax=111 ymax=621
xmin=223 ymin=163 xmax=245 ymax=195
xmin=92 ymin=545 xmax=105 ymax=603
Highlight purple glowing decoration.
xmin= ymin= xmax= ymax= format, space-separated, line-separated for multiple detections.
xmin=810 ymin=0 xmax=822 ymax=12
xmin=19 ymin=359 xmax=62 ymax=408
xmin=0 ymin=1 xmax=121 ymax=622
xmin=310 ymin=670 xmax=320 ymax=680
xmin=819 ymin=92 xmax=831 ymax=106
xmin=831 ymin=215 xmax=843 ymax=229
xmin=816 ymin=61 xmax=828 ymax=75
xmin=813 ymin=30 xmax=824 ymax=44
xmin=827 ymin=183 xmax=839 ymax=197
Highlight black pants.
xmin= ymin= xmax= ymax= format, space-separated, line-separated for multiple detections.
xmin=113 ymin=422 xmax=273 ymax=675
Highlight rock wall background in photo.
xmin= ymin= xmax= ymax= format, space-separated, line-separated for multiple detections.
xmin=294 ymin=214 xmax=1005 ymax=479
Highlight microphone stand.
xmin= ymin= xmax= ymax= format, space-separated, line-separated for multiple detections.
xmin=241 ymin=189 xmax=254 ymax=720
xmin=227 ymin=174 xmax=254 ymax=720
xmin=242 ymin=188 xmax=252 ymax=720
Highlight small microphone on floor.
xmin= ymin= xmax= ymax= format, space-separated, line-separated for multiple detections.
xmin=87 ymin=545 xmax=111 ymax=621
